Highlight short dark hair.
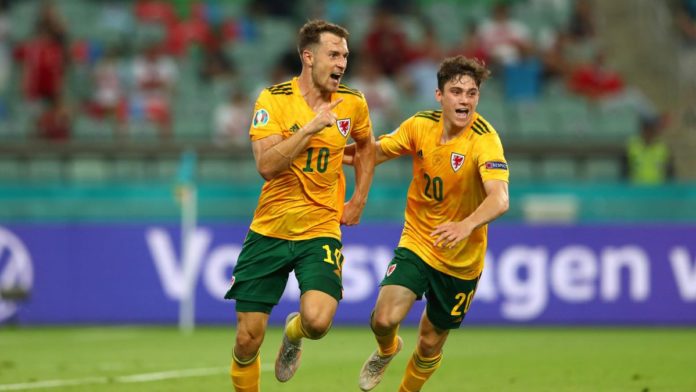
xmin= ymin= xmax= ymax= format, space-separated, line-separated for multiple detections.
xmin=437 ymin=56 xmax=491 ymax=90
xmin=297 ymin=20 xmax=349 ymax=54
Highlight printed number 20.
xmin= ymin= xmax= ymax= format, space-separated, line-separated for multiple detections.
xmin=424 ymin=173 xmax=443 ymax=201
xmin=450 ymin=292 xmax=475 ymax=316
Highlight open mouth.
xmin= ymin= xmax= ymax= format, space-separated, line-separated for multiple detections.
xmin=330 ymin=73 xmax=342 ymax=82
xmin=455 ymin=108 xmax=470 ymax=116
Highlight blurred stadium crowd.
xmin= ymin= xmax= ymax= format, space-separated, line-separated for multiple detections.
xmin=0 ymin=0 xmax=694 ymax=221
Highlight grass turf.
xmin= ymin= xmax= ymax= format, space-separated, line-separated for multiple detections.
xmin=1 ymin=326 xmax=695 ymax=391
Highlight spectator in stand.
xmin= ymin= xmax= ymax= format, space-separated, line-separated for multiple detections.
xmin=0 ymin=1 xmax=11 ymax=111
xmin=199 ymin=42 xmax=236 ymax=84
xmin=349 ymin=56 xmax=400 ymax=133
xmin=476 ymin=2 xmax=533 ymax=68
xmin=86 ymin=47 xmax=128 ymax=138
xmin=540 ymin=29 xmax=572 ymax=82
xmin=540 ymin=0 xmax=598 ymax=83
xmin=130 ymin=42 xmax=178 ymax=140
xmin=401 ymin=20 xmax=444 ymax=103
xmin=15 ymin=22 xmax=69 ymax=104
xmin=362 ymin=7 xmax=413 ymax=76
xmin=676 ymin=0 xmax=696 ymax=44
xmin=36 ymin=95 xmax=72 ymax=142
xmin=625 ymin=114 xmax=673 ymax=185
xmin=212 ymin=89 xmax=251 ymax=147
xmin=449 ymin=24 xmax=489 ymax=64
xmin=36 ymin=0 xmax=69 ymax=51
xmin=675 ymin=0 xmax=696 ymax=84
xmin=568 ymin=0 xmax=596 ymax=42
xmin=165 ymin=3 xmax=213 ymax=57
xmin=253 ymin=49 xmax=299 ymax=97
xmin=568 ymin=51 xmax=623 ymax=100
xmin=503 ymin=44 xmax=542 ymax=102
xmin=134 ymin=0 xmax=177 ymax=26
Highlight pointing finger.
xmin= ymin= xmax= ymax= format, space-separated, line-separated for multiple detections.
xmin=328 ymin=98 xmax=344 ymax=111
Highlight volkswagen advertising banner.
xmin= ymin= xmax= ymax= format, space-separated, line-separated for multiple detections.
xmin=0 ymin=224 xmax=695 ymax=325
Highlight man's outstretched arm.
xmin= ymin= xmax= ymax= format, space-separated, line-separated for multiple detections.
xmin=341 ymin=134 xmax=376 ymax=225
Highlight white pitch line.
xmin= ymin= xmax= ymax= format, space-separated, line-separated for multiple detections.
xmin=0 ymin=364 xmax=273 ymax=391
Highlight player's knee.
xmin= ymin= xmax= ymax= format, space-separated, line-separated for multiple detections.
xmin=371 ymin=311 xmax=399 ymax=335
xmin=301 ymin=314 xmax=332 ymax=339
xmin=235 ymin=330 xmax=263 ymax=357
xmin=417 ymin=335 xmax=443 ymax=358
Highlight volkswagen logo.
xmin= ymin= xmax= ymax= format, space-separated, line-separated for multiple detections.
xmin=0 ymin=226 xmax=33 ymax=323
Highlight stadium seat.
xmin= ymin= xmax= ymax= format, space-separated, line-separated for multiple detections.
xmin=27 ymin=156 xmax=64 ymax=182
xmin=596 ymin=107 xmax=639 ymax=139
xmin=111 ymin=158 xmax=149 ymax=182
xmin=67 ymin=156 xmax=109 ymax=183
xmin=0 ymin=160 xmax=22 ymax=181
xmin=511 ymin=101 xmax=554 ymax=136
xmin=584 ymin=158 xmax=623 ymax=182
xmin=507 ymin=157 xmax=535 ymax=182
xmin=548 ymin=96 xmax=593 ymax=136
xmin=539 ymin=157 xmax=577 ymax=181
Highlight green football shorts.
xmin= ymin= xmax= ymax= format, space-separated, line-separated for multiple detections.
xmin=381 ymin=247 xmax=480 ymax=330
xmin=224 ymin=230 xmax=344 ymax=313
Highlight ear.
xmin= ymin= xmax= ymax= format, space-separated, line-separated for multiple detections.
xmin=435 ymin=88 xmax=442 ymax=104
xmin=302 ymin=48 xmax=314 ymax=67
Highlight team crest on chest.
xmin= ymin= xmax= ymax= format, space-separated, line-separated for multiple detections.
xmin=336 ymin=118 xmax=351 ymax=137
xmin=451 ymin=152 xmax=466 ymax=172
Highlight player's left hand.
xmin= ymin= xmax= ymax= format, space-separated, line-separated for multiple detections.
xmin=340 ymin=197 xmax=366 ymax=226
xmin=342 ymin=143 xmax=356 ymax=166
xmin=431 ymin=220 xmax=475 ymax=248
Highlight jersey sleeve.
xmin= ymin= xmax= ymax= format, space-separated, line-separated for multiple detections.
xmin=475 ymin=133 xmax=510 ymax=182
xmin=378 ymin=117 xmax=416 ymax=158
xmin=249 ymin=89 xmax=283 ymax=141
xmin=349 ymin=95 xmax=373 ymax=143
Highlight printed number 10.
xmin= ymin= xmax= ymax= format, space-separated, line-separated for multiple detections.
xmin=303 ymin=147 xmax=330 ymax=173
xmin=322 ymin=244 xmax=343 ymax=270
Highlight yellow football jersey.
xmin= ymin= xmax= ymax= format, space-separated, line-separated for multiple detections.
xmin=248 ymin=77 xmax=372 ymax=241
xmin=379 ymin=111 xmax=509 ymax=279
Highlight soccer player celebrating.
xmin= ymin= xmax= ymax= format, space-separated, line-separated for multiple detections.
xmin=224 ymin=20 xmax=375 ymax=391
xmin=345 ymin=56 xmax=509 ymax=391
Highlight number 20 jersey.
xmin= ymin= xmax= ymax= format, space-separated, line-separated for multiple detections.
xmin=379 ymin=111 xmax=509 ymax=279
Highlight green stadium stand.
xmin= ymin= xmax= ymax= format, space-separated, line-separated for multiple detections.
xmin=27 ymin=156 xmax=64 ymax=182
xmin=111 ymin=158 xmax=149 ymax=182
xmin=0 ymin=160 xmax=22 ymax=181
xmin=67 ymin=156 xmax=109 ymax=183
xmin=508 ymin=157 xmax=535 ymax=182
xmin=539 ymin=157 xmax=577 ymax=181
xmin=583 ymin=158 xmax=623 ymax=182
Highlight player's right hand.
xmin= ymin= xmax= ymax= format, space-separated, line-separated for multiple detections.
xmin=305 ymin=98 xmax=343 ymax=135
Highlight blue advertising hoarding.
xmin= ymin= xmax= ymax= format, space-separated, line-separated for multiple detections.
xmin=0 ymin=223 xmax=695 ymax=325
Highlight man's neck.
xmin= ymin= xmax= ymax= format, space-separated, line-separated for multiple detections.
xmin=441 ymin=118 xmax=471 ymax=143
xmin=297 ymin=71 xmax=331 ymax=110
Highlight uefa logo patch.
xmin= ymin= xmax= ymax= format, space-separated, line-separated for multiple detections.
xmin=386 ymin=264 xmax=397 ymax=277
xmin=485 ymin=161 xmax=508 ymax=170
xmin=336 ymin=118 xmax=351 ymax=137
xmin=451 ymin=152 xmax=465 ymax=172
xmin=252 ymin=109 xmax=269 ymax=128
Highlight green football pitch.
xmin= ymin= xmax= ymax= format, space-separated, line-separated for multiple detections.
xmin=1 ymin=326 xmax=695 ymax=391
